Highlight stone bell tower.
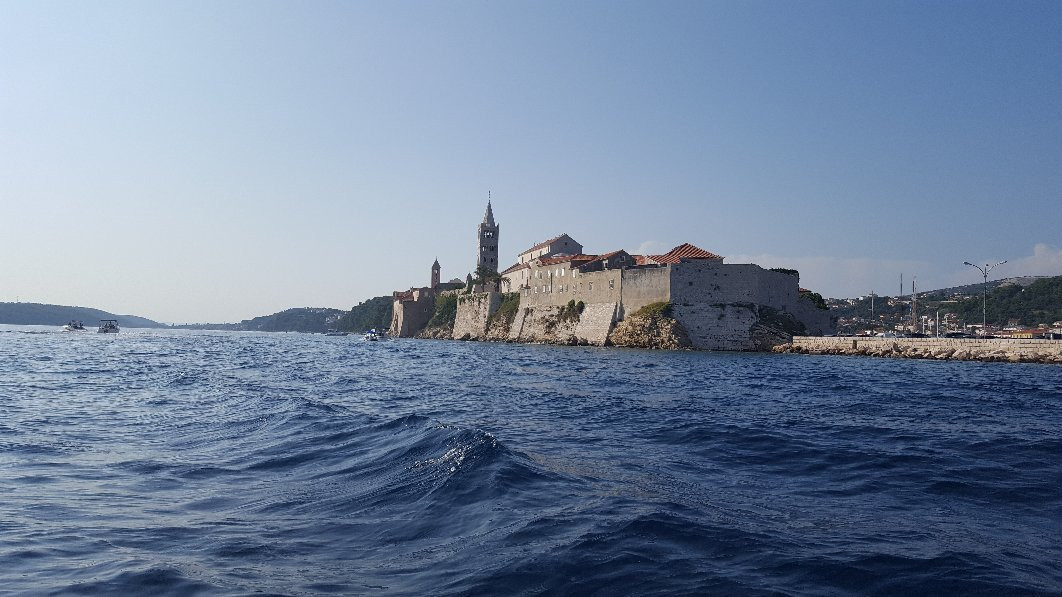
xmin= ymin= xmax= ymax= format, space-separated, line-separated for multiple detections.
xmin=476 ymin=200 xmax=499 ymax=274
xmin=431 ymin=258 xmax=441 ymax=290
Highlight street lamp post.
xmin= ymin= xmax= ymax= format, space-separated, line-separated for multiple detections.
xmin=963 ymin=260 xmax=1007 ymax=336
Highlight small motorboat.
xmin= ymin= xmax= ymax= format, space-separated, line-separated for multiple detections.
xmin=97 ymin=319 xmax=120 ymax=334
xmin=363 ymin=329 xmax=383 ymax=341
xmin=63 ymin=320 xmax=87 ymax=332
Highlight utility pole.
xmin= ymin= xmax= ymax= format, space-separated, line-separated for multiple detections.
xmin=963 ymin=260 xmax=1007 ymax=336
xmin=910 ymin=277 xmax=918 ymax=333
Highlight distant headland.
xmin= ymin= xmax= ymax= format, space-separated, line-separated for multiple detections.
xmin=0 ymin=302 xmax=161 ymax=328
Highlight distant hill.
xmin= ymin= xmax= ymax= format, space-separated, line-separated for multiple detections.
xmin=336 ymin=296 xmax=393 ymax=332
xmin=828 ymin=275 xmax=1062 ymax=333
xmin=236 ymin=307 xmax=346 ymax=333
xmin=176 ymin=307 xmax=346 ymax=333
xmin=177 ymin=297 xmax=395 ymax=334
xmin=0 ymin=302 xmax=162 ymax=328
xmin=908 ymin=276 xmax=1051 ymax=300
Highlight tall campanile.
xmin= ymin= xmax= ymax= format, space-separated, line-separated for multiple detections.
xmin=476 ymin=200 xmax=499 ymax=274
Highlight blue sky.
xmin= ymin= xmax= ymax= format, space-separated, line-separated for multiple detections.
xmin=2 ymin=1 xmax=1059 ymax=323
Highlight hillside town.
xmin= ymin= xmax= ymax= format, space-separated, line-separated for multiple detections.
xmin=828 ymin=280 xmax=1062 ymax=339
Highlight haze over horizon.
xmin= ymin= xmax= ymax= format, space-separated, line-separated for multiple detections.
xmin=3 ymin=2 xmax=1059 ymax=324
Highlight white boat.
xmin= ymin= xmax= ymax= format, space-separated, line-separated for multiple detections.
xmin=97 ymin=319 xmax=120 ymax=334
xmin=63 ymin=320 xmax=87 ymax=332
xmin=363 ymin=329 xmax=384 ymax=341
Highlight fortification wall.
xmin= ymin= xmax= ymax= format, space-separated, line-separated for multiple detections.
xmin=670 ymin=263 xmax=789 ymax=306
xmin=617 ymin=267 xmax=670 ymax=317
xmin=389 ymin=289 xmax=435 ymax=337
xmin=670 ymin=263 xmax=831 ymax=336
xmin=452 ymin=292 xmax=501 ymax=339
xmin=507 ymin=302 xmax=617 ymax=345
xmin=575 ymin=302 xmax=619 ymax=345
xmin=520 ymin=268 xmax=622 ymax=309
xmin=671 ymin=303 xmax=763 ymax=351
xmin=517 ymin=266 xmax=668 ymax=316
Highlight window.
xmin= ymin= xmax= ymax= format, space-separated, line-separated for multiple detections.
xmin=588 ymin=282 xmax=593 ymax=291
xmin=609 ymin=279 xmax=614 ymax=289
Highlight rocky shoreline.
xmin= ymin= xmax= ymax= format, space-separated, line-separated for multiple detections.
xmin=773 ymin=340 xmax=1062 ymax=364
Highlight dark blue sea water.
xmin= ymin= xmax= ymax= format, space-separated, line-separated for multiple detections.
xmin=1 ymin=325 xmax=1060 ymax=596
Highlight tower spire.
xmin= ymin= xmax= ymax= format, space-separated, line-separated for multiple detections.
xmin=483 ymin=193 xmax=495 ymax=227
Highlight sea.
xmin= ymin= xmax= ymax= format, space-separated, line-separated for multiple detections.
xmin=1 ymin=325 xmax=1060 ymax=596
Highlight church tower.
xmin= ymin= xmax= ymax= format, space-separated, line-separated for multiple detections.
xmin=476 ymin=200 xmax=499 ymax=274
xmin=431 ymin=258 xmax=441 ymax=290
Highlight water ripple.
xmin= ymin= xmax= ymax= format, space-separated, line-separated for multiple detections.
xmin=0 ymin=326 xmax=1059 ymax=595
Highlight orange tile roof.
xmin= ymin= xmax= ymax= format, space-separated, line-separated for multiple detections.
xmin=648 ymin=243 xmax=723 ymax=264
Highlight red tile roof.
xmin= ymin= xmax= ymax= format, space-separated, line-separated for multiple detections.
xmin=648 ymin=243 xmax=723 ymax=264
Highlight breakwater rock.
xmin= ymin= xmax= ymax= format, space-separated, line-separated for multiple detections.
xmin=774 ymin=337 xmax=1062 ymax=364
xmin=416 ymin=325 xmax=454 ymax=340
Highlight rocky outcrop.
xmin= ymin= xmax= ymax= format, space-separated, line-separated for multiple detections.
xmin=774 ymin=338 xmax=1062 ymax=364
xmin=416 ymin=325 xmax=454 ymax=339
xmin=607 ymin=312 xmax=692 ymax=349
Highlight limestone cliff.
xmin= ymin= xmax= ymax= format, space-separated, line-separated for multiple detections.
xmin=607 ymin=302 xmax=692 ymax=349
xmin=607 ymin=311 xmax=692 ymax=349
xmin=416 ymin=325 xmax=454 ymax=339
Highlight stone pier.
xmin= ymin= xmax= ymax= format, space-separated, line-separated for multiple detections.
xmin=775 ymin=337 xmax=1062 ymax=364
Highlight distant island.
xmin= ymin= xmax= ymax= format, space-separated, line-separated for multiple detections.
xmin=0 ymin=302 xmax=162 ymax=328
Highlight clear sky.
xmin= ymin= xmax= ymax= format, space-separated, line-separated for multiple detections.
xmin=2 ymin=1 xmax=1059 ymax=323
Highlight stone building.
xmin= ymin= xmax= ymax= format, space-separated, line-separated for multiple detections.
xmin=389 ymin=259 xmax=463 ymax=337
xmin=501 ymin=233 xmax=584 ymax=291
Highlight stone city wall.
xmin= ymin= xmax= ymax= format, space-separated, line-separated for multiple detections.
xmin=389 ymin=288 xmax=436 ymax=337
xmin=517 ymin=265 xmax=671 ymax=314
xmin=452 ymin=291 xmax=502 ymax=339
xmin=670 ymin=263 xmax=832 ymax=336
xmin=506 ymin=302 xmax=618 ymax=346
xmin=617 ymin=267 xmax=670 ymax=317
xmin=671 ymin=303 xmax=763 ymax=351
